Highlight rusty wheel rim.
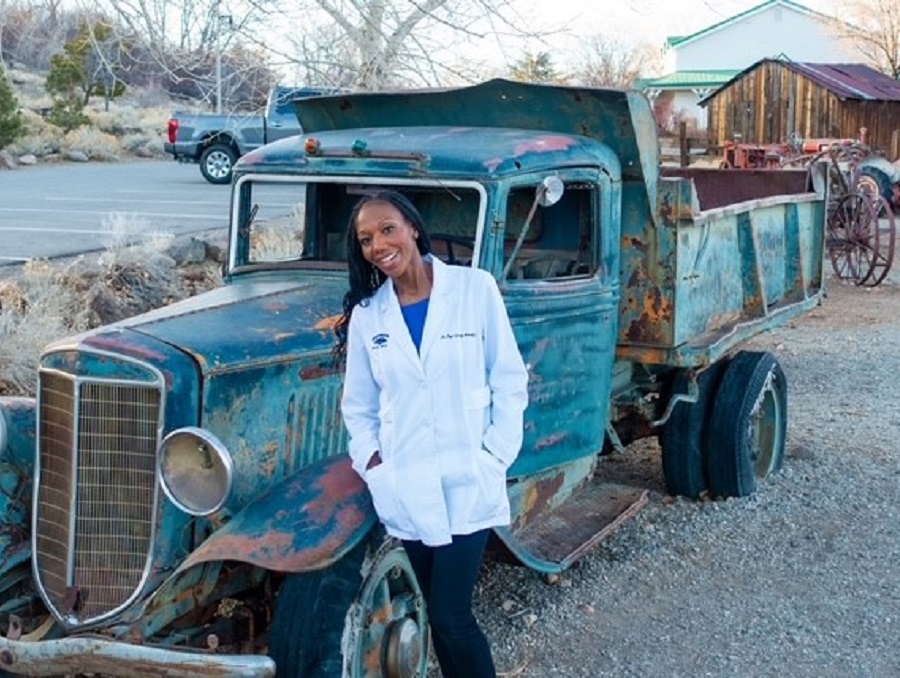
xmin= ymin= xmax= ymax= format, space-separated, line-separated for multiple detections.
xmin=857 ymin=193 xmax=896 ymax=288
xmin=346 ymin=540 xmax=428 ymax=678
xmin=827 ymin=193 xmax=880 ymax=284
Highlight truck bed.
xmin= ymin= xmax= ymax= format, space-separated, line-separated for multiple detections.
xmin=616 ymin=165 xmax=827 ymax=367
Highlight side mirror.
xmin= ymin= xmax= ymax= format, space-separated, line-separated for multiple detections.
xmin=538 ymin=176 xmax=564 ymax=207
xmin=502 ymin=177 xmax=565 ymax=279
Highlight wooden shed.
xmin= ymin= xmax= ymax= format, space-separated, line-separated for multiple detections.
xmin=701 ymin=59 xmax=900 ymax=159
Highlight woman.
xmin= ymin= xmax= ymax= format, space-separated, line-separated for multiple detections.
xmin=335 ymin=190 xmax=528 ymax=678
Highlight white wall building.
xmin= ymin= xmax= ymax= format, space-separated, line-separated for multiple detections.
xmin=641 ymin=0 xmax=860 ymax=131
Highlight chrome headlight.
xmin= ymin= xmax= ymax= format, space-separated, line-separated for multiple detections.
xmin=158 ymin=428 xmax=233 ymax=516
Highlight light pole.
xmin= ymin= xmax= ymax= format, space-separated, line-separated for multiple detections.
xmin=214 ymin=12 xmax=232 ymax=114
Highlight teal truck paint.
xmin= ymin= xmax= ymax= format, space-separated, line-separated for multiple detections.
xmin=0 ymin=79 xmax=826 ymax=677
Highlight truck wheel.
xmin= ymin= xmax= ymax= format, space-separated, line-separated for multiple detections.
xmin=705 ymin=351 xmax=787 ymax=498
xmin=660 ymin=363 xmax=726 ymax=498
xmin=199 ymin=144 xmax=237 ymax=184
xmin=859 ymin=166 xmax=895 ymax=211
xmin=268 ymin=535 xmax=429 ymax=678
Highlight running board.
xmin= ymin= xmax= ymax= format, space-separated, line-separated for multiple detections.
xmin=494 ymin=480 xmax=648 ymax=574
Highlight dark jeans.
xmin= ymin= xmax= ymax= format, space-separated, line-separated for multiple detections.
xmin=402 ymin=529 xmax=496 ymax=678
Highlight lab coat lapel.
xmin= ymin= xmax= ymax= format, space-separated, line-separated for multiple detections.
xmin=418 ymin=256 xmax=451 ymax=363
xmin=378 ymin=282 xmax=423 ymax=370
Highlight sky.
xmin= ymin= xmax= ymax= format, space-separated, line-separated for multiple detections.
xmin=517 ymin=0 xmax=835 ymax=44
xmin=271 ymin=0 xmax=841 ymax=85
xmin=507 ymin=0 xmax=837 ymax=66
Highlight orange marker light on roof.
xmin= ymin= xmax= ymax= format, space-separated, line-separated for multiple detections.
xmin=305 ymin=138 xmax=320 ymax=155
xmin=351 ymin=139 xmax=367 ymax=155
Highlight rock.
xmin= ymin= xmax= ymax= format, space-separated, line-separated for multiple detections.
xmin=66 ymin=150 xmax=89 ymax=162
xmin=206 ymin=242 xmax=227 ymax=264
xmin=0 ymin=149 xmax=18 ymax=169
xmin=168 ymin=237 xmax=208 ymax=266
xmin=18 ymin=154 xmax=37 ymax=165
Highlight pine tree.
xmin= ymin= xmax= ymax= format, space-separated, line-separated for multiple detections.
xmin=45 ymin=20 xmax=127 ymax=130
xmin=0 ymin=67 xmax=25 ymax=149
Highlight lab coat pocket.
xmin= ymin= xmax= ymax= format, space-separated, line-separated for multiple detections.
xmin=464 ymin=386 xmax=492 ymax=446
xmin=365 ymin=463 xmax=404 ymax=534
xmin=472 ymin=447 xmax=509 ymax=522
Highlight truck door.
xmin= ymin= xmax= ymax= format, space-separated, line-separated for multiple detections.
xmin=497 ymin=170 xmax=620 ymax=479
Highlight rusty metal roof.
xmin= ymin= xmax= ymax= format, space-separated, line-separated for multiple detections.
xmin=787 ymin=62 xmax=900 ymax=101
xmin=701 ymin=59 xmax=900 ymax=104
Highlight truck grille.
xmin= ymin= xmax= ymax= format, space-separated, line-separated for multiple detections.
xmin=35 ymin=369 xmax=161 ymax=625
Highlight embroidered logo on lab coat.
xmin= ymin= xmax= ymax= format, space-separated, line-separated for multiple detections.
xmin=372 ymin=333 xmax=389 ymax=349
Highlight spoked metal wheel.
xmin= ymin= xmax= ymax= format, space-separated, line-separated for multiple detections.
xmin=826 ymin=192 xmax=882 ymax=284
xmin=344 ymin=538 xmax=429 ymax=678
xmin=855 ymin=178 xmax=897 ymax=287
xmin=268 ymin=535 xmax=428 ymax=678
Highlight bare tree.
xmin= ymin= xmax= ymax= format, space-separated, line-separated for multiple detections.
xmin=0 ymin=0 xmax=80 ymax=70
xmin=828 ymin=0 xmax=900 ymax=78
xmin=571 ymin=34 xmax=660 ymax=89
xmin=255 ymin=0 xmax=531 ymax=90
xmin=83 ymin=0 xmax=275 ymax=108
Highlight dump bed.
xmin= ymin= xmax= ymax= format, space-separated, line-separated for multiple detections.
xmin=294 ymin=79 xmax=826 ymax=368
xmin=617 ymin=165 xmax=826 ymax=367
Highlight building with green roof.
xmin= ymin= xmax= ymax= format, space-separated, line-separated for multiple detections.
xmin=638 ymin=0 xmax=858 ymax=131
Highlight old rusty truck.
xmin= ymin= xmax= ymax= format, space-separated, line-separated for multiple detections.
xmin=0 ymin=79 xmax=826 ymax=677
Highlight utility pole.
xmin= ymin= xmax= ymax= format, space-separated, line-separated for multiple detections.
xmin=214 ymin=9 xmax=232 ymax=114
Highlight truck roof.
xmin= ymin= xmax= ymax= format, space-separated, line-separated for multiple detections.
xmin=291 ymin=78 xmax=658 ymax=185
xmin=237 ymin=125 xmax=621 ymax=179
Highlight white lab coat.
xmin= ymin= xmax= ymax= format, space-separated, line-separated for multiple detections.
xmin=341 ymin=255 xmax=529 ymax=546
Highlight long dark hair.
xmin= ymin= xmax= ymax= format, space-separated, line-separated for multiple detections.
xmin=333 ymin=190 xmax=431 ymax=363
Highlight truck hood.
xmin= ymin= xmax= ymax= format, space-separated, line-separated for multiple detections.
xmin=86 ymin=275 xmax=346 ymax=375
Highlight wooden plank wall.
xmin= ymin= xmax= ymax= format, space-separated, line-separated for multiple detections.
xmin=706 ymin=62 xmax=900 ymax=158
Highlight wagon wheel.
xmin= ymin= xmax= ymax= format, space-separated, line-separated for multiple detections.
xmin=857 ymin=193 xmax=896 ymax=287
xmin=826 ymin=192 xmax=881 ymax=284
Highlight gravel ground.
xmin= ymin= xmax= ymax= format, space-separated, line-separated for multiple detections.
xmin=472 ymin=270 xmax=900 ymax=678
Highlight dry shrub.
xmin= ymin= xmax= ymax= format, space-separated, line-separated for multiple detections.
xmin=121 ymin=132 xmax=165 ymax=157
xmin=63 ymin=126 xmax=122 ymax=160
xmin=6 ymin=109 xmax=65 ymax=156
xmin=0 ymin=214 xmax=226 ymax=397
xmin=0 ymin=261 xmax=86 ymax=396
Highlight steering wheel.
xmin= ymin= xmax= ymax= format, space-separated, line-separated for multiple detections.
xmin=429 ymin=233 xmax=476 ymax=266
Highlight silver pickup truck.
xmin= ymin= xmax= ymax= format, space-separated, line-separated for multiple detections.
xmin=163 ymin=86 xmax=329 ymax=184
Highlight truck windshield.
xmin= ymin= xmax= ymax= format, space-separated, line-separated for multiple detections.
xmin=232 ymin=178 xmax=486 ymax=269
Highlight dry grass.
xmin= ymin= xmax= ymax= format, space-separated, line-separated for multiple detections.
xmin=0 ymin=261 xmax=86 ymax=395
xmin=0 ymin=215 xmax=223 ymax=397
xmin=7 ymin=66 xmax=174 ymax=160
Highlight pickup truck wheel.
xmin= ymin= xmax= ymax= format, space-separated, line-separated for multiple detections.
xmin=660 ymin=363 xmax=726 ymax=498
xmin=705 ymin=351 xmax=787 ymax=498
xmin=268 ymin=535 xmax=429 ymax=678
xmin=199 ymin=144 xmax=237 ymax=184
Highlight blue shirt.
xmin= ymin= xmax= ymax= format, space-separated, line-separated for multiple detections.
xmin=400 ymin=297 xmax=429 ymax=353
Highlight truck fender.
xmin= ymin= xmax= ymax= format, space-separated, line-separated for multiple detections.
xmin=0 ymin=397 xmax=36 ymax=580
xmin=176 ymin=455 xmax=378 ymax=574
xmin=202 ymin=131 xmax=239 ymax=153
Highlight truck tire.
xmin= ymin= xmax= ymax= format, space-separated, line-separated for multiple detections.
xmin=268 ymin=535 xmax=428 ymax=678
xmin=859 ymin=166 xmax=895 ymax=211
xmin=199 ymin=143 xmax=237 ymax=184
xmin=660 ymin=362 xmax=726 ymax=498
xmin=705 ymin=351 xmax=787 ymax=498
